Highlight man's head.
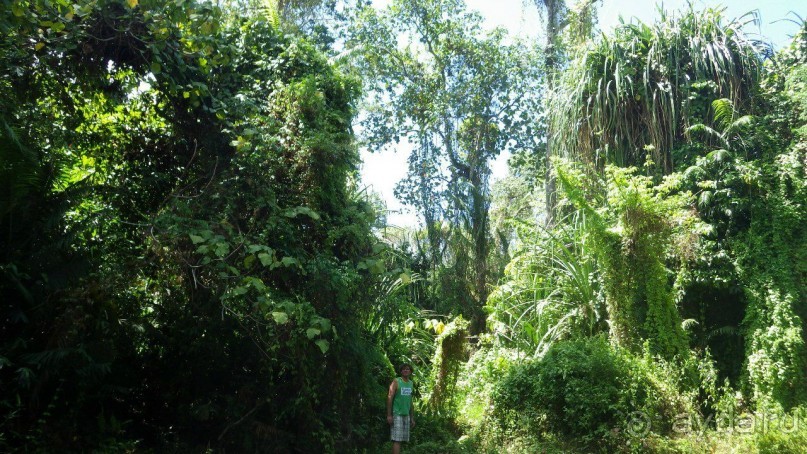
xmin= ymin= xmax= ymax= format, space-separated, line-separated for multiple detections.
xmin=399 ymin=363 xmax=413 ymax=376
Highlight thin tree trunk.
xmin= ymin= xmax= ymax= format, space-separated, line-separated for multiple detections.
xmin=542 ymin=0 xmax=561 ymax=227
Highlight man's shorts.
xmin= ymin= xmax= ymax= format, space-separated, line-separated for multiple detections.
xmin=390 ymin=415 xmax=410 ymax=442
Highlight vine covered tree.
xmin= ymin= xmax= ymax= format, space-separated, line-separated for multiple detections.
xmin=350 ymin=0 xmax=541 ymax=332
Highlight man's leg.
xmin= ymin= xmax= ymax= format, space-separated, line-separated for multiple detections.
xmin=392 ymin=441 xmax=401 ymax=454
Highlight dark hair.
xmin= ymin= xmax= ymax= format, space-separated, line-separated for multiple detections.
xmin=399 ymin=363 xmax=413 ymax=373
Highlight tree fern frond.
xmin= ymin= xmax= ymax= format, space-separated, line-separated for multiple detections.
xmin=687 ymin=123 xmax=722 ymax=141
xmin=706 ymin=325 xmax=740 ymax=340
xmin=711 ymin=98 xmax=735 ymax=130
xmin=706 ymin=149 xmax=733 ymax=163
xmin=724 ymin=115 xmax=754 ymax=137
xmin=698 ymin=190 xmax=713 ymax=207
xmin=681 ymin=318 xmax=699 ymax=331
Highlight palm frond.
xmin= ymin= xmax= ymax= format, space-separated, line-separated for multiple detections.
xmin=711 ymin=98 xmax=735 ymax=130
xmin=550 ymin=6 xmax=765 ymax=171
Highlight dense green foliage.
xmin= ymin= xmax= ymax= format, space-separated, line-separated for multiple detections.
xmin=0 ymin=0 xmax=398 ymax=450
xmin=1 ymin=0 xmax=805 ymax=452
xmin=472 ymin=9 xmax=807 ymax=453
xmin=495 ymin=337 xmax=669 ymax=443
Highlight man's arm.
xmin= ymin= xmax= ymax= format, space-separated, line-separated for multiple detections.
xmin=386 ymin=379 xmax=397 ymax=424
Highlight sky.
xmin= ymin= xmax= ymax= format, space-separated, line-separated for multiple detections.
xmin=359 ymin=0 xmax=806 ymax=227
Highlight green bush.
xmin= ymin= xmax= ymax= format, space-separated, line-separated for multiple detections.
xmin=492 ymin=337 xmax=685 ymax=446
xmin=754 ymin=407 xmax=807 ymax=454
xmin=493 ymin=337 xmax=621 ymax=440
xmin=456 ymin=346 xmax=519 ymax=427
xmin=405 ymin=412 xmax=467 ymax=454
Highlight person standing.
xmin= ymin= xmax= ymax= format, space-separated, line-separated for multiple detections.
xmin=387 ymin=363 xmax=415 ymax=453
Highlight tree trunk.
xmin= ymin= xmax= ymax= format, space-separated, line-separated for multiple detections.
xmin=542 ymin=0 xmax=562 ymax=227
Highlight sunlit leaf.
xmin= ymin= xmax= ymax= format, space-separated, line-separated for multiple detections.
xmin=435 ymin=321 xmax=445 ymax=335
xmin=272 ymin=312 xmax=288 ymax=324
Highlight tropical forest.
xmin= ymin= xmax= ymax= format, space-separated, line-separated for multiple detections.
xmin=1 ymin=0 xmax=806 ymax=452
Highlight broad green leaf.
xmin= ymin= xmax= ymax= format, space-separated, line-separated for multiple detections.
xmin=369 ymin=260 xmax=385 ymax=274
xmin=150 ymin=62 xmax=161 ymax=74
xmin=315 ymin=339 xmax=329 ymax=354
xmin=258 ymin=252 xmax=273 ymax=267
xmin=189 ymin=234 xmax=204 ymax=244
xmin=256 ymin=298 xmax=270 ymax=312
xmin=306 ymin=328 xmax=320 ymax=339
xmin=280 ymin=257 xmax=298 ymax=267
xmin=35 ymin=42 xmax=45 ymax=51
xmin=272 ymin=312 xmax=288 ymax=324
xmin=214 ymin=243 xmax=229 ymax=257
xmin=243 ymin=255 xmax=256 ymax=268
xmin=75 ymin=4 xmax=92 ymax=16
xmin=247 ymin=277 xmax=266 ymax=291
xmin=126 ymin=0 xmax=138 ymax=8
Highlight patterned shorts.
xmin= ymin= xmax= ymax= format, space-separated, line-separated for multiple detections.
xmin=390 ymin=415 xmax=410 ymax=442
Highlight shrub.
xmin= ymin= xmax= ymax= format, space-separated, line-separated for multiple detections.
xmin=492 ymin=336 xmax=686 ymax=446
xmin=407 ymin=411 xmax=467 ymax=454
xmin=456 ymin=346 xmax=519 ymax=428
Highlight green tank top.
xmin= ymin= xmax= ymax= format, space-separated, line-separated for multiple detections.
xmin=392 ymin=377 xmax=413 ymax=416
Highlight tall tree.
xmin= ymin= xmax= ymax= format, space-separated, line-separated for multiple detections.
xmin=531 ymin=0 xmax=598 ymax=225
xmin=350 ymin=0 xmax=541 ymax=332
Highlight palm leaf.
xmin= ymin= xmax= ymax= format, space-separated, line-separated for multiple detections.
xmin=550 ymin=6 xmax=765 ymax=171
xmin=711 ymin=98 xmax=735 ymax=130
